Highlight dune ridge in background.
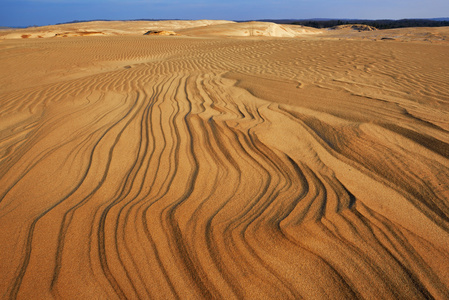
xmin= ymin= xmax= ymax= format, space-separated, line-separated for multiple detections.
xmin=1 ymin=21 xmax=449 ymax=299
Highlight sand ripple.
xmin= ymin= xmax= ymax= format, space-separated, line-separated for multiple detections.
xmin=1 ymin=34 xmax=449 ymax=299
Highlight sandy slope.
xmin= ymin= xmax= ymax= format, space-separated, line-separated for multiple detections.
xmin=178 ymin=21 xmax=322 ymax=37
xmin=0 ymin=20 xmax=235 ymax=39
xmin=1 ymin=21 xmax=449 ymax=299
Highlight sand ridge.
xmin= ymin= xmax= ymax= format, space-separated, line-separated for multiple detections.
xmin=2 ymin=20 xmax=449 ymax=42
xmin=0 ymin=20 xmax=235 ymax=39
xmin=1 ymin=21 xmax=449 ymax=299
xmin=178 ymin=21 xmax=322 ymax=37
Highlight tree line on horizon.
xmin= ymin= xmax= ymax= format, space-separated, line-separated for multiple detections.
xmin=284 ymin=19 xmax=449 ymax=29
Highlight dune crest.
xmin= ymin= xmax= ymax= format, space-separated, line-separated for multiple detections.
xmin=178 ymin=21 xmax=322 ymax=37
xmin=0 ymin=20 xmax=235 ymax=39
xmin=1 ymin=21 xmax=449 ymax=299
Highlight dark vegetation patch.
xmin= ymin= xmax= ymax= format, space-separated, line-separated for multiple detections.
xmin=285 ymin=19 xmax=449 ymax=29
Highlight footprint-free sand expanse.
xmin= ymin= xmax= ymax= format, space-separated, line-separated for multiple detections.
xmin=1 ymin=21 xmax=449 ymax=299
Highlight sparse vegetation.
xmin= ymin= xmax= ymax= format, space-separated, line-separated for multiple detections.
xmin=285 ymin=19 xmax=449 ymax=29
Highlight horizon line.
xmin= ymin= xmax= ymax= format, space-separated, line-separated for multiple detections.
xmin=3 ymin=16 xmax=449 ymax=28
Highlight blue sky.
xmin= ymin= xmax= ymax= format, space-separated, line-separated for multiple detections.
xmin=1 ymin=0 xmax=448 ymax=27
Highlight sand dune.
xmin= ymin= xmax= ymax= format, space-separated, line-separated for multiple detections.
xmin=0 ymin=20 xmax=234 ymax=39
xmin=1 ymin=21 xmax=449 ymax=299
xmin=178 ymin=21 xmax=322 ymax=37
xmin=0 ymin=20 xmax=322 ymax=39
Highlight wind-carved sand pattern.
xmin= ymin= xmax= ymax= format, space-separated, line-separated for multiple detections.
xmin=1 ymin=27 xmax=449 ymax=299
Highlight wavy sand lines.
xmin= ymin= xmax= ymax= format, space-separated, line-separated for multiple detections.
xmin=1 ymin=33 xmax=449 ymax=299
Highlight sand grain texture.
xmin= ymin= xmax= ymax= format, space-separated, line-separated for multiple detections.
xmin=1 ymin=22 xmax=449 ymax=299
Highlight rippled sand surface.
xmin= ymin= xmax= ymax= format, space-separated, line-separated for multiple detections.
xmin=1 ymin=23 xmax=449 ymax=299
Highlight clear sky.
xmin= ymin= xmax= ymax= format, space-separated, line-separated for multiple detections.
xmin=1 ymin=0 xmax=448 ymax=27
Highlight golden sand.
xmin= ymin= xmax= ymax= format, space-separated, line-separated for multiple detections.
xmin=1 ymin=21 xmax=449 ymax=299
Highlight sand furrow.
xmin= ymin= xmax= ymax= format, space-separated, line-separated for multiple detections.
xmin=1 ymin=31 xmax=449 ymax=299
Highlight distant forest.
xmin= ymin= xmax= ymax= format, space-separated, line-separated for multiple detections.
xmin=281 ymin=19 xmax=449 ymax=29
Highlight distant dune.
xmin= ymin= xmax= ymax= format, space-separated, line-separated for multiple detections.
xmin=178 ymin=21 xmax=322 ymax=37
xmin=1 ymin=20 xmax=449 ymax=299
xmin=0 ymin=20 xmax=235 ymax=39
xmin=1 ymin=20 xmax=448 ymax=42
